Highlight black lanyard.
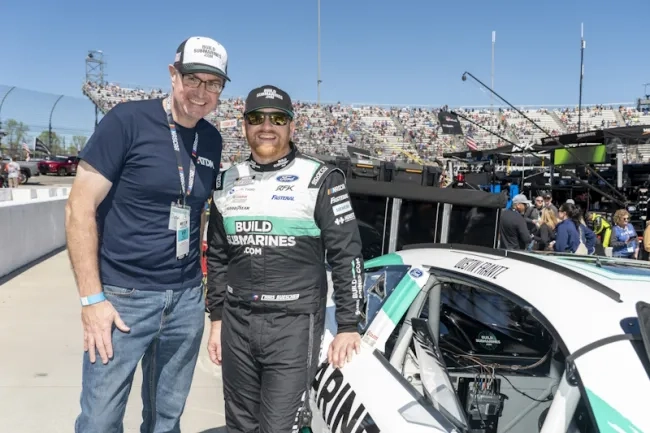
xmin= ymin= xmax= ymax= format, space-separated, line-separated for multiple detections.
xmin=165 ymin=97 xmax=198 ymax=205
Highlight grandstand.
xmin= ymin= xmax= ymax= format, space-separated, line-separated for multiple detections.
xmin=82 ymin=81 xmax=650 ymax=164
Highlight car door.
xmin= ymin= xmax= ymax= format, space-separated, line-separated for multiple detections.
xmin=311 ymin=264 xmax=467 ymax=433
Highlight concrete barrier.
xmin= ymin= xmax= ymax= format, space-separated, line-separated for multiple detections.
xmin=0 ymin=189 xmax=11 ymax=203
xmin=3 ymin=187 xmax=70 ymax=202
xmin=0 ymin=196 xmax=68 ymax=278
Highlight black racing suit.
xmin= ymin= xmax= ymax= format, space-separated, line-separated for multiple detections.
xmin=206 ymin=144 xmax=364 ymax=433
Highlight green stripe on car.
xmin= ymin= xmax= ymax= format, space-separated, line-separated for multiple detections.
xmin=586 ymin=388 xmax=642 ymax=432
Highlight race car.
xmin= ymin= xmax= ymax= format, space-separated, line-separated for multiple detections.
xmin=309 ymin=244 xmax=650 ymax=433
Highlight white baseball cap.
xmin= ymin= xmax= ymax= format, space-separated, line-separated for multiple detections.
xmin=174 ymin=36 xmax=230 ymax=81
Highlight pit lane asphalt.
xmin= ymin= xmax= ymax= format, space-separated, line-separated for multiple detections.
xmin=22 ymin=173 xmax=75 ymax=187
xmin=0 ymin=250 xmax=226 ymax=432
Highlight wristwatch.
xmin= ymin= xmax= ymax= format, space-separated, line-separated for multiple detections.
xmin=80 ymin=292 xmax=106 ymax=306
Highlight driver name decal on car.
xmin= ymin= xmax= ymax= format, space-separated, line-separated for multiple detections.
xmin=311 ymin=363 xmax=379 ymax=433
xmin=453 ymin=257 xmax=509 ymax=280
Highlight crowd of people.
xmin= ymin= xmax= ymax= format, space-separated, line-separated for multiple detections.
xmin=82 ymin=81 xmax=650 ymax=166
xmin=500 ymin=192 xmax=649 ymax=259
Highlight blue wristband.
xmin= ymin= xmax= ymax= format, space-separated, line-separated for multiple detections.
xmin=80 ymin=292 xmax=106 ymax=306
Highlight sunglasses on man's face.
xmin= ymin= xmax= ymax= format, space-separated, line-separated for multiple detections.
xmin=245 ymin=111 xmax=291 ymax=126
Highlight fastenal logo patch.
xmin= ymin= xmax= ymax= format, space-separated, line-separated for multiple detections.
xmin=272 ymin=195 xmax=294 ymax=201
xmin=330 ymin=193 xmax=349 ymax=204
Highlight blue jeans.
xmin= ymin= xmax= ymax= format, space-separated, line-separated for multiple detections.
xmin=75 ymin=283 xmax=206 ymax=433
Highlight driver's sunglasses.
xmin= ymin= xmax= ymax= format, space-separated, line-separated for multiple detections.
xmin=245 ymin=111 xmax=291 ymax=126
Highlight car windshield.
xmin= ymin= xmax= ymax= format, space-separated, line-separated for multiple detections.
xmin=53 ymin=157 xmax=69 ymax=162
xmin=359 ymin=265 xmax=411 ymax=331
xmin=535 ymin=254 xmax=650 ymax=277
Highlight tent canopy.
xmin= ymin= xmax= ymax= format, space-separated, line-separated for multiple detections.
xmin=443 ymin=125 xmax=650 ymax=161
xmin=541 ymin=125 xmax=650 ymax=147
xmin=347 ymin=178 xmax=507 ymax=209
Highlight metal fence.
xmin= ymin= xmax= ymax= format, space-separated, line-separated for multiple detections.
xmin=0 ymin=84 xmax=97 ymax=157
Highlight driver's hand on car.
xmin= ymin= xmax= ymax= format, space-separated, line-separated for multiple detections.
xmin=81 ymin=299 xmax=130 ymax=364
xmin=328 ymin=332 xmax=361 ymax=369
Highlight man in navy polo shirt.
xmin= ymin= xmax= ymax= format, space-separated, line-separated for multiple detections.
xmin=66 ymin=36 xmax=229 ymax=432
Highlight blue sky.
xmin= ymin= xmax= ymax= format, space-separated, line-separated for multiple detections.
xmin=1 ymin=0 xmax=649 ymax=144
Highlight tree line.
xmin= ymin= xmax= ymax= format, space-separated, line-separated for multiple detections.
xmin=0 ymin=118 xmax=88 ymax=159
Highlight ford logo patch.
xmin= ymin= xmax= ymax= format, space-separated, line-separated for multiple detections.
xmin=409 ymin=268 xmax=423 ymax=278
xmin=277 ymin=175 xmax=299 ymax=183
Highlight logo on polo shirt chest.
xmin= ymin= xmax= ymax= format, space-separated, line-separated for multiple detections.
xmin=197 ymin=156 xmax=214 ymax=169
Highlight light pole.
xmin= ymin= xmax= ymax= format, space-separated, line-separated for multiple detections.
xmin=49 ymin=95 xmax=64 ymax=148
xmin=578 ymin=23 xmax=585 ymax=133
xmin=0 ymin=86 xmax=17 ymax=140
xmin=317 ymin=0 xmax=322 ymax=106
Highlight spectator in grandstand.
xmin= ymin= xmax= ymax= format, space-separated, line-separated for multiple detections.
xmin=610 ymin=209 xmax=639 ymax=259
xmin=66 ymin=36 xmax=229 ymax=432
xmin=499 ymin=194 xmax=531 ymax=250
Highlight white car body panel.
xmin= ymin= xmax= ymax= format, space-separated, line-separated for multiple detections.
xmin=314 ymin=247 xmax=650 ymax=433
xmin=310 ymin=346 xmax=455 ymax=433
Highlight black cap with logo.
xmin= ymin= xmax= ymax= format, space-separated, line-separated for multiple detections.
xmin=244 ymin=85 xmax=294 ymax=118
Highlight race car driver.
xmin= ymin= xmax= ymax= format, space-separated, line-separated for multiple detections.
xmin=205 ymin=85 xmax=364 ymax=433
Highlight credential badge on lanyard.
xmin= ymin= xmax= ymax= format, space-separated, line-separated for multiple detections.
xmin=166 ymin=97 xmax=199 ymax=206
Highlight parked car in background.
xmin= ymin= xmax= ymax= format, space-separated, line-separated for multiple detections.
xmin=38 ymin=156 xmax=79 ymax=176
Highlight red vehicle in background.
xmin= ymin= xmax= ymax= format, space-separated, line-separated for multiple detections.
xmin=38 ymin=156 xmax=79 ymax=176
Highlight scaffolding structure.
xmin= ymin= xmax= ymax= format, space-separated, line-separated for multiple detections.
xmin=84 ymin=50 xmax=106 ymax=127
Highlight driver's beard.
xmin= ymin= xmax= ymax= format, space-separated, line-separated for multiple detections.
xmin=249 ymin=139 xmax=290 ymax=162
